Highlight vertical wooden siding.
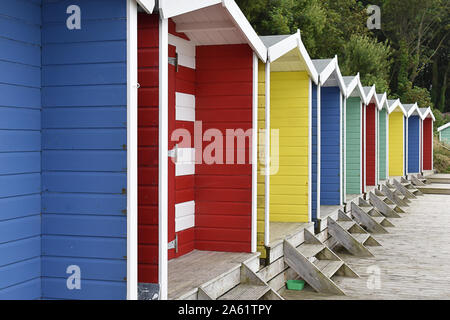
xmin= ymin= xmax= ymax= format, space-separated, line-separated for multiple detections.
xmin=423 ymin=118 xmax=433 ymax=170
xmin=0 ymin=0 xmax=42 ymax=300
xmin=270 ymin=72 xmax=309 ymax=223
xmin=345 ymin=97 xmax=361 ymax=194
xmin=257 ymin=61 xmax=266 ymax=257
xmin=441 ymin=128 xmax=450 ymax=144
xmin=366 ymin=103 xmax=376 ymax=185
xmin=320 ymin=87 xmax=341 ymax=205
xmin=389 ymin=112 xmax=404 ymax=176
xmin=41 ymin=0 xmax=127 ymax=299
xmin=408 ymin=116 xmax=420 ymax=173
xmin=378 ymin=110 xmax=387 ymax=180
xmin=195 ymin=44 xmax=253 ymax=253
xmin=137 ymin=13 xmax=159 ymax=285
xmin=311 ymin=84 xmax=318 ymax=220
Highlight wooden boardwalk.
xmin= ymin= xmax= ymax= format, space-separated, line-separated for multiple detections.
xmin=281 ymin=194 xmax=450 ymax=300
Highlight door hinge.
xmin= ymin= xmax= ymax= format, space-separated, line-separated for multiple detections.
xmin=168 ymin=234 xmax=178 ymax=253
xmin=168 ymin=53 xmax=178 ymax=72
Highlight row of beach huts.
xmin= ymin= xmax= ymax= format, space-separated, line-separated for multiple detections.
xmin=0 ymin=0 xmax=436 ymax=300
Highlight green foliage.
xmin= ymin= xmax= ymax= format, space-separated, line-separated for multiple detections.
xmin=236 ymin=0 xmax=448 ymax=114
xmin=339 ymin=34 xmax=392 ymax=93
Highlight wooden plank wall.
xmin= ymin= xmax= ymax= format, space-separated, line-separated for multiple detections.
xmin=0 ymin=0 xmax=42 ymax=300
xmin=366 ymin=103 xmax=376 ymax=185
xmin=378 ymin=110 xmax=387 ymax=180
xmin=270 ymin=72 xmax=309 ymax=223
xmin=195 ymin=44 xmax=253 ymax=253
xmin=345 ymin=97 xmax=361 ymax=194
xmin=320 ymin=87 xmax=341 ymax=205
xmin=389 ymin=112 xmax=404 ymax=176
xmin=40 ymin=0 xmax=127 ymax=299
xmin=408 ymin=116 xmax=420 ymax=173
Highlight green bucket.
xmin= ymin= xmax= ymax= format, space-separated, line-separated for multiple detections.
xmin=286 ymin=280 xmax=305 ymax=291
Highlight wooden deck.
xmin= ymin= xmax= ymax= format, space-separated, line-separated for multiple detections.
xmin=168 ymin=250 xmax=258 ymax=300
xmin=281 ymin=194 xmax=450 ymax=299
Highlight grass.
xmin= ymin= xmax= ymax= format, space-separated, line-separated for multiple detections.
xmin=434 ymin=136 xmax=450 ymax=173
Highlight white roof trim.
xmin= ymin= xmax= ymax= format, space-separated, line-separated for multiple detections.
xmin=334 ymin=57 xmax=347 ymax=97
xmin=137 ymin=0 xmax=155 ymax=13
xmin=387 ymin=99 xmax=407 ymax=115
xmin=438 ymin=122 xmax=450 ymax=132
xmin=266 ymin=30 xmax=318 ymax=84
xmin=377 ymin=92 xmax=388 ymax=111
xmin=420 ymin=107 xmax=436 ymax=121
xmin=406 ymin=103 xmax=420 ymax=118
xmin=345 ymin=73 xmax=365 ymax=101
xmin=159 ymin=0 xmax=267 ymax=61
xmin=364 ymin=85 xmax=377 ymax=107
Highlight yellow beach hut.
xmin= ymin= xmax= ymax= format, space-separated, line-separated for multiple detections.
xmin=387 ymin=99 xmax=407 ymax=177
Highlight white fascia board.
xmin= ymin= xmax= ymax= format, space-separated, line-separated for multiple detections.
xmin=438 ymin=122 xmax=450 ymax=132
xmin=334 ymin=57 xmax=347 ymax=97
xmin=355 ymin=74 xmax=365 ymax=102
xmin=319 ymin=58 xmax=336 ymax=86
xmin=377 ymin=92 xmax=388 ymax=111
xmin=388 ymin=99 xmax=407 ymax=115
xmin=297 ymin=31 xmax=319 ymax=84
xmin=427 ymin=107 xmax=436 ymax=121
xmin=345 ymin=76 xmax=358 ymax=97
xmin=221 ymin=0 xmax=267 ymax=61
xmin=364 ymin=85 xmax=376 ymax=107
xmin=137 ymin=0 xmax=155 ymax=13
xmin=159 ymin=0 xmax=221 ymax=18
xmin=406 ymin=103 xmax=419 ymax=118
xmin=158 ymin=0 xmax=267 ymax=61
xmin=268 ymin=33 xmax=298 ymax=63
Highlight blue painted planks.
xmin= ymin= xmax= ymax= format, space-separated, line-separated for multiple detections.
xmin=0 ymin=1 xmax=41 ymax=25
xmin=0 ymin=194 xmax=41 ymax=221
xmin=0 ymin=61 xmax=41 ymax=88
xmin=408 ymin=116 xmax=420 ymax=173
xmin=320 ymin=87 xmax=341 ymax=205
xmin=42 ymin=214 xmax=126 ymax=238
xmin=0 ymin=84 xmax=41 ymax=109
xmin=0 ymin=237 xmax=40 ymax=267
xmin=0 ymin=15 xmax=41 ymax=45
xmin=42 ymin=41 xmax=126 ymax=65
xmin=42 ymin=257 xmax=126 ymax=282
xmin=42 ymin=194 xmax=126 ymax=216
xmin=42 ymin=63 xmax=126 ymax=86
xmin=42 ymin=236 xmax=126 ymax=259
xmin=42 ymin=85 xmax=126 ymax=107
xmin=0 ymin=278 xmax=41 ymax=300
xmin=0 ymin=131 xmax=41 ymax=152
xmin=42 ymin=151 xmax=126 ymax=172
xmin=42 ymin=172 xmax=126 ymax=194
xmin=311 ymin=83 xmax=318 ymax=220
xmin=42 ymin=107 xmax=126 ymax=128
xmin=0 ymin=215 xmax=40 ymax=244
xmin=42 ymin=278 xmax=126 ymax=300
xmin=0 ymin=153 xmax=41 ymax=175
xmin=42 ymin=129 xmax=126 ymax=150
xmin=0 ymin=174 xmax=40 ymax=199
xmin=0 ymin=38 xmax=41 ymax=66
xmin=0 ymin=258 xmax=40 ymax=290
xmin=41 ymin=0 xmax=128 ymax=300
xmin=0 ymin=108 xmax=41 ymax=130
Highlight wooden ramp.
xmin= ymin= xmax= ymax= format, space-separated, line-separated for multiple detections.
xmin=425 ymin=174 xmax=450 ymax=184
xmin=281 ymin=194 xmax=450 ymax=300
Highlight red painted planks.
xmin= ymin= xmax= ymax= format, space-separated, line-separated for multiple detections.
xmin=194 ymin=44 xmax=253 ymax=253
xmin=362 ymin=105 xmax=365 ymax=192
xmin=138 ymin=13 xmax=159 ymax=284
xmin=423 ymin=118 xmax=433 ymax=170
xmin=366 ymin=103 xmax=376 ymax=185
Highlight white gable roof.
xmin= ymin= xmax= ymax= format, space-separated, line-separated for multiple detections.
xmin=312 ymin=56 xmax=346 ymax=96
xmin=343 ymin=73 xmax=365 ymax=102
xmin=159 ymin=0 xmax=267 ymax=61
xmin=387 ymin=99 xmax=407 ymax=115
xmin=438 ymin=122 xmax=450 ymax=132
xmin=260 ymin=30 xmax=318 ymax=84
